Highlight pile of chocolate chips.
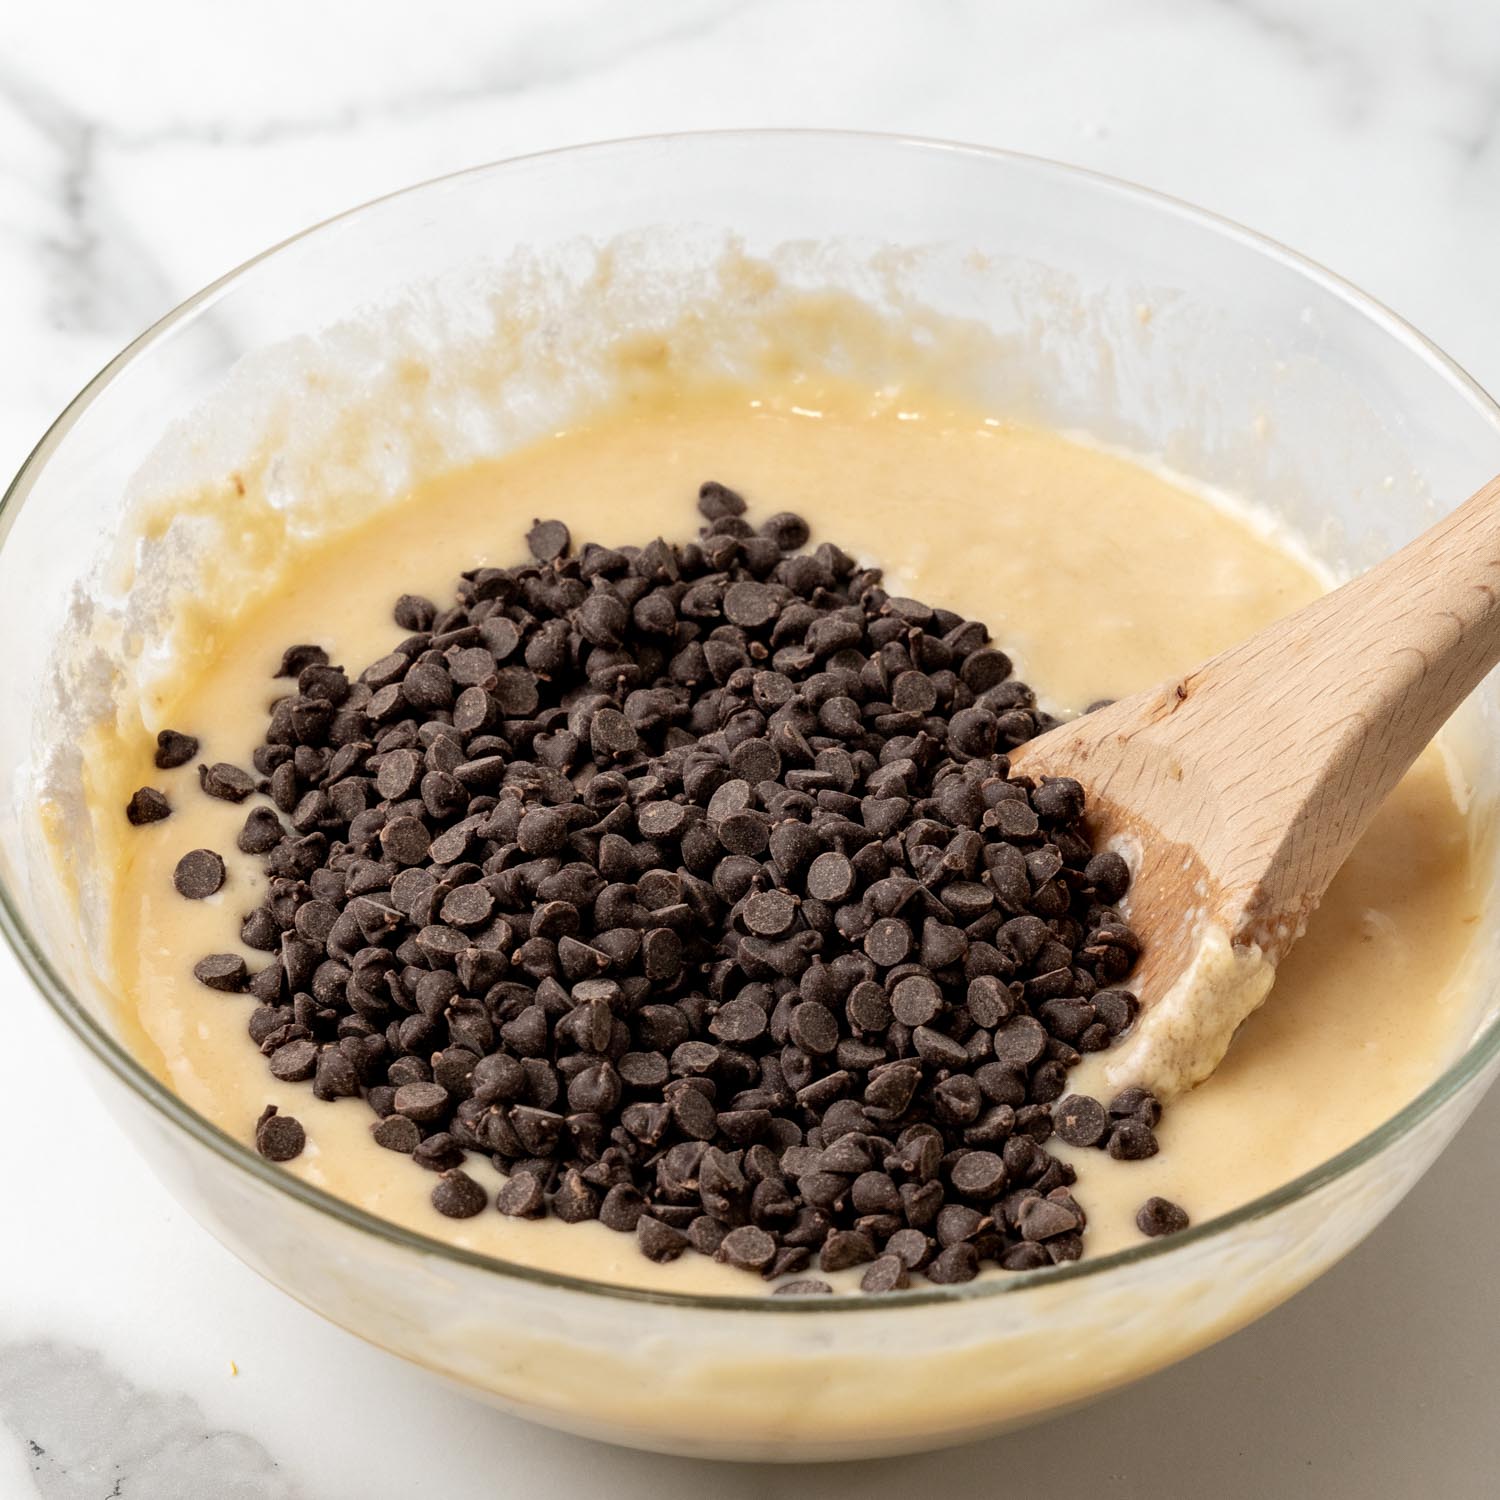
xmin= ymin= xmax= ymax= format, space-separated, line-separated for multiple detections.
xmin=179 ymin=482 xmax=1166 ymax=1292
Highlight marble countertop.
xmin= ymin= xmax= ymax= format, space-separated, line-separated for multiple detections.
xmin=3 ymin=2 xmax=1499 ymax=1495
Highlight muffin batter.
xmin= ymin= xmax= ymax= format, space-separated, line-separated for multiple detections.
xmin=99 ymin=382 xmax=1480 ymax=1294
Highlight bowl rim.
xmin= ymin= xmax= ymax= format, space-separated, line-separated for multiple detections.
xmin=5 ymin=127 xmax=1500 ymax=1313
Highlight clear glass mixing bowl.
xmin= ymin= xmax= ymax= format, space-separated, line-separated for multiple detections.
xmin=3 ymin=132 xmax=1499 ymax=1462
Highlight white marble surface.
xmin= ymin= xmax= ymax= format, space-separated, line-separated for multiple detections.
xmin=2 ymin=2 xmax=1499 ymax=1495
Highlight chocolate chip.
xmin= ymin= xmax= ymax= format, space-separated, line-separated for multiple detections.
xmin=1107 ymin=1120 xmax=1160 ymax=1161
xmin=717 ymin=1224 xmax=777 ymax=1271
xmin=761 ymin=512 xmax=810 ymax=550
xmin=431 ymin=1169 xmax=487 ymax=1218
xmin=193 ymin=953 xmax=248 ymax=992
xmin=718 ymin=809 xmax=769 ymax=855
xmin=1136 ymin=1196 xmax=1190 ymax=1237
xmin=268 ymin=1038 xmax=318 ymax=1082
xmin=993 ymin=1015 xmax=1047 ymax=1067
xmin=1018 ymin=1196 xmax=1081 ymax=1241
xmin=724 ymin=581 xmax=778 ymax=629
xmin=743 ymin=888 xmax=797 ymax=937
xmin=637 ymin=1214 xmax=690 ymax=1261
xmin=497 ymin=1172 xmax=546 ymax=1218
xmin=598 ymin=1183 xmax=645 ymax=1233
xmin=709 ymin=999 xmax=767 ymax=1045
xmin=254 ymin=1105 xmax=305 ymax=1162
xmin=393 ymin=1081 xmax=449 ymax=1122
xmin=805 ymin=851 xmax=854 ymax=903
xmin=1108 ymin=1086 xmax=1163 ymax=1127
xmin=394 ymin=595 xmax=436 ymax=631
xmin=198 ymin=762 xmax=257 ymax=803
xmin=526 ymin=518 xmax=571 ymax=563
xmin=820 ymin=1229 xmax=876 ymax=1272
xmin=925 ymin=1243 xmax=979 ymax=1283
xmin=591 ymin=708 xmax=639 ymax=760
xmin=949 ymin=1150 xmax=1007 ymax=1200
xmin=788 ymin=1001 xmax=839 ymax=1056
xmin=372 ymin=1115 xmax=421 ymax=1153
xmin=126 ymin=788 xmax=171 ymax=826
xmin=154 ymin=730 xmax=199 ymax=769
xmin=1054 ymin=1094 xmax=1109 ymax=1148
xmin=890 ymin=974 xmax=942 ymax=1027
xmin=1086 ymin=850 xmax=1132 ymax=903
xmin=381 ymin=815 xmax=431 ymax=867
xmin=173 ymin=848 xmax=225 ymax=899
xmin=860 ymin=1254 xmax=909 ymax=1293
xmin=864 ymin=917 xmax=911 ymax=967
xmin=885 ymin=1228 xmax=932 ymax=1269
xmin=697 ymin=480 xmax=747 ymax=521
xmin=1000 ymin=1241 xmax=1050 ymax=1272
xmin=276 ymin=645 xmax=328 ymax=678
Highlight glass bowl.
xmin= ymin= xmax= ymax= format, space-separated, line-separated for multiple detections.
xmin=4 ymin=132 xmax=1500 ymax=1463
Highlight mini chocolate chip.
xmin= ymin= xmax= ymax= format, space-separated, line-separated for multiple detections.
xmin=276 ymin=645 xmax=328 ymax=678
xmin=949 ymin=1150 xmax=1007 ymax=1200
xmin=1136 ymin=1196 xmax=1190 ymax=1237
xmin=743 ymin=888 xmax=798 ymax=937
xmin=1000 ymin=1241 xmax=1050 ymax=1272
xmin=993 ymin=1015 xmax=1047 ymax=1067
xmin=709 ymin=999 xmax=768 ymax=1044
xmin=154 ymin=730 xmax=200 ymax=769
xmin=381 ymin=815 xmax=431 ymax=867
xmin=198 ymin=762 xmax=257 ymax=803
xmin=432 ymin=1169 xmax=487 ymax=1218
xmin=126 ymin=788 xmax=171 ymax=826
xmin=267 ymin=1038 xmax=318 ymax=1082
xmin=1018 ymin=1196 xmax=1081 ymax=1241
xmin=496 ymin=1172 xmax=546 ymax=1218
xmin=526 ymin=518 xmax=571 ymax=562
xmin=788 ymin=1001 xmax=839 ymax=1055
xmin=193 ymin=953 xmax=248 ymax=992
xmin=820 ymin=1229 xmax=877 ymax=1272
xmin=925 ymin=1243 xmax=979 ymax=1284
xmin=761 ymin=512 xmax=810 ymax=550
xmin=254 ymin=1105 xmax=305 ymax=1162
xmin=890 ymin=974 xmax=942 ymax=1027
xmin=237 ymin=806 xmax=285 ymax=854
xmin=1086 ymin=850 xmax=1132 ymax=904
xmin=371 ymin=1115 xmax=421 ymax=1153
xmin=1107 ymin=1120 xmax=1160 ymax=1161
xmin=724 ymin=581 xmax=778 ymax=629
xmin=1108 ymin=1086 xmax=1163 ymax=1127
xmin=863 ymin=917 xmax=911 ymax=967
xmin=173 ymin=848 xmax=225 ymax=899
xmin=637 ymin=1214 xmax=690 ymax=1262
xmin=885 ymin=1228 xmax=933 ymax=1270
xmin=1052 ymin=1092 xmax=1107 ymax=1146
xmin=394 ymin=1081 xmax=450 ymax=1122
xmin=860 ymin=1254 xmax=910 ymax=1293
xmin=717 ymin=1224 xmax=777 ymax=1271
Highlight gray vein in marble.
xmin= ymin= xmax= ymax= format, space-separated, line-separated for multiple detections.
xmin=0 ymin=67 xmax=174 ymax=341
xmin=86 ymin=0 xmax=744 ymax=152
xmin=0 ymin=1339 xmax=304 ymax=1500
xmin=1208 ymin=0 xmax=1376 ymax=126
xmin=1418 ymin=9 xmax=1500 ymax=163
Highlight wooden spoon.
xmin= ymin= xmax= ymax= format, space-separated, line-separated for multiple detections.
xmin=1009 ymin=474 xmax=1500 ymax=1100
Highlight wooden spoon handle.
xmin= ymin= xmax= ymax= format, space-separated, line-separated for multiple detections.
xmin=1099 ymin=471 xmax=1500 ymax=947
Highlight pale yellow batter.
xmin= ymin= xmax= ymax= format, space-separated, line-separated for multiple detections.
xmin=102 ymin=383 xmax=1480 ymax=1294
